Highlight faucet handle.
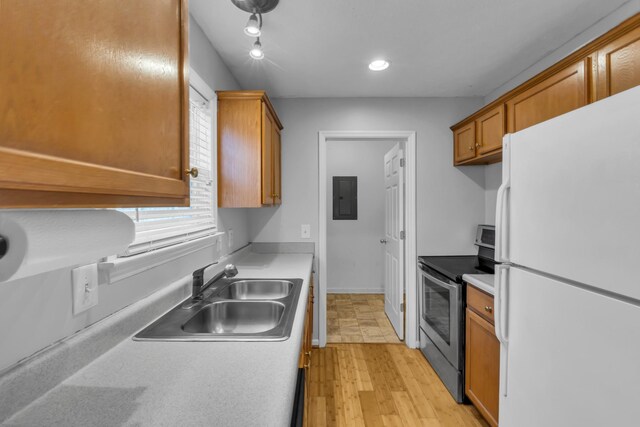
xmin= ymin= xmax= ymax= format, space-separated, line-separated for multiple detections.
xmin=224 ymin=264 xmax=238 ymax=278
xmin=193 ymin=261 xmax=218 ymax=283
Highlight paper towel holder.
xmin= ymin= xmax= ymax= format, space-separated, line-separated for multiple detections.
xmin=0 ymin=236 xmax=7 ymax=260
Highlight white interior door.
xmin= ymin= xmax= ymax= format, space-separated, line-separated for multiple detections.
xmin=383 ymin=144 xmax=404 ymax=339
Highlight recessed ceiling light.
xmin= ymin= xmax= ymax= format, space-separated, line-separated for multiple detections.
xmin=249 ymin=38 xmax=264 ymax=60
xmin=369 ymin=59 xmax=390 ymax=71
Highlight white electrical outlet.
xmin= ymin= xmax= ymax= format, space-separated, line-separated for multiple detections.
xmin=228 ymin=229 xmax=234 ymax=249
xmin=301 ymin=224 xmax=311 ymax=239
xmin=72 ymin=264 xmax=99 ymax=315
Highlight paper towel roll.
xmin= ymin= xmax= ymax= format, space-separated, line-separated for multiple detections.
xmin=0 ymin=210 xmax=135 ymax=282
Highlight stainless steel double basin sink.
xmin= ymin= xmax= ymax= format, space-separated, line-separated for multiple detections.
xmin=134 ymin=278 xmax=303 ymax=342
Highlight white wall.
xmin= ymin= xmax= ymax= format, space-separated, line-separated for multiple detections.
xmin=484 ymin=163 xmax=502 ymax=224
xmin=247 ymin=97 xmax=486 ymax=340
xmin=0 ymin=16 xmax=250 ymax=374
xmin=249 ymin=97 xmax=486 ymax=254
xmin=326 ymin=140 xmax=397 ymax=293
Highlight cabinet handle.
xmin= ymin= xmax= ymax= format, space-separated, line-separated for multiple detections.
xmin=484 ymin=306 xmax=493 ymax=313
xmin=468 ymin=146 xmax=474 ymax=151
xmin=184 ymin=167 xmax=199 ymax=178
xmin=305 ymin=351 xmax=312 ymax=356
xmin=476 ymin=143 xmax=481 ymax=147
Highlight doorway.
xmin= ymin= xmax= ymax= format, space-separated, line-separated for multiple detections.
xmin=325 ymin=139 xmax=401 ymax=344
xmin=318 ymin=131 xmax=418 ymax=348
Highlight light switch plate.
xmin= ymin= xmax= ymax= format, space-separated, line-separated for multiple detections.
xmin=301 ymin=224 xmax=311 ymax=239
xmin=72 ymin=264 xmax=99 ymax=315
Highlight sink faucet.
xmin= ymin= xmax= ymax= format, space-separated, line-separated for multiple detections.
xmin=191 ymin=262 xmax=239 ymax=300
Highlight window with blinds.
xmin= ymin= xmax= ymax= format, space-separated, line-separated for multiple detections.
xmin=118 ymin=86 xmax=216 ymax=256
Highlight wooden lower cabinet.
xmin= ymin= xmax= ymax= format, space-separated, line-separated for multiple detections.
xmin=465 ymin=286 xmax=499 ymax=427
xmin=298 ymin=274 xmax=314 ymax=426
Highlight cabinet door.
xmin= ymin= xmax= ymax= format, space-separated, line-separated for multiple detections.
xmin=596 ymin=25 xmax=640 ymax=100
xmin=218 ymin=98 xmax=263 ymax=207
xmin=465 ymin=308 xmax=499 ymax=427
xmin=477 ymin=105 xmax=505 ymax=155
xmin=453 ymin=122 xmax=476 ymax=163
xmin=261 ymin=104 xmax=274 ymax=205
xmin=306 ymin=278 xmax=314 ymax=354
xmin=303 ymin=280 xmax=313 ymax=427
xmin=272 ymin=125 xmax=282 ymax=205
xmin=0 ymin=0 xmax=190 ymax=208
xmin=507 ymin=60 xmax=589 ymax=133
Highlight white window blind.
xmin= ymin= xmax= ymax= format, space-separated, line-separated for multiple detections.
xmin=118 ymin=87 xmax=216 ymax=256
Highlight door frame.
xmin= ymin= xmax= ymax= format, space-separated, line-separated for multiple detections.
xmin=318 ymin=130 xmax=418 ymax=348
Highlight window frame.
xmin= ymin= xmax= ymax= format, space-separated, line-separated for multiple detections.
xmin=117 ymin=69 xmax=218 ymax=257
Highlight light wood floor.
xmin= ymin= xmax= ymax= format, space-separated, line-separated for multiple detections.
xmin=327 ymin=294 xmax=401 ymax=343
xmin=309 ymin=344 xmax=489 ymax=427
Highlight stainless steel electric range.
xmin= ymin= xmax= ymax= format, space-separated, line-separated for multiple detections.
xmin=417 ymin=225 xmax=496 ymax=402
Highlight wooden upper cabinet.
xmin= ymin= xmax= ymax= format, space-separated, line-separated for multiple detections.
xmin=454 ymin=122 xmax=476 ymax=163
xmin=217 ymin=91 xmax=283 ymax=208
xmin=451 ymin=15 xmax=640 ymax=167
xmin=477 ymin=105 xmax=505 ymax=155
xmin=507 ymin=60 xmax=589 ymax=133
xmin=0 ymin=0 xmax=190 ymax=208
xmin=596 ymin=25 xmax=640 ymax=100
xmin=451 ymin=106 xmax=504 ymax=166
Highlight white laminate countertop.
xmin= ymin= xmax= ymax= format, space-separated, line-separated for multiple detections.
xmin=3 ymin=252 xmax=313 ymax=427
xmin=463 ymin=273 xmax=495 ymax=295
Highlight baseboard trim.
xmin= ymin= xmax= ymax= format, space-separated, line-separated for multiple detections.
xmin=327 ymin=288 xmax=384 ymax=294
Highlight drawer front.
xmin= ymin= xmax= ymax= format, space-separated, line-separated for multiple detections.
xmin=466 ymin=285 xmax=495 ymax=324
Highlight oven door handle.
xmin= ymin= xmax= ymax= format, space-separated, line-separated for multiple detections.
xmin=421 ymin=270 xmax=457 ymax=290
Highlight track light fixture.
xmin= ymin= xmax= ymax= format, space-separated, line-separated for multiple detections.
xmin=231 ymin=0 xmax=279 ymax=60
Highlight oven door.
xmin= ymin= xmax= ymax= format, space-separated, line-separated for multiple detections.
xmin=419 ymin=266 xmax=462 ymax=369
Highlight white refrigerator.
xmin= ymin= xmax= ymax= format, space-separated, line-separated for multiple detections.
xmin=495 ymin=86 xmax=640 ymax=426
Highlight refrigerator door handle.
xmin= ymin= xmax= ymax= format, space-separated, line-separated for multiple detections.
xmin=494 ymin=265 xmax=509 ymax=344
xmin=495 ymin=264 xmax=509 ymax=397
xmin=495 ymin=183 xmax=509 ymax=262
xmin=495 ymin=137 xmax=511 ymax=263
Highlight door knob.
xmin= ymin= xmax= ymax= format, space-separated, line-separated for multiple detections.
xmin=380 ymin=239 xmax=387 ymax=244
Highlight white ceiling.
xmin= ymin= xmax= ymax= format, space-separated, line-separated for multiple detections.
xmin=190 ymin=0 xmax=629 ymax=98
